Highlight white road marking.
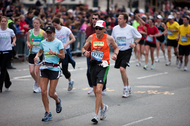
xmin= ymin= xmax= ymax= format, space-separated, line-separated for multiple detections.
xmin=135 ymin=86 xmax=162 ymax=88
xmin=122 ymin=117 xmax=153 ymax=126
xmin=13 ymin=75 xmax=31 ymax=79
xmin=137 ymin=72 xmax=168 ymax=79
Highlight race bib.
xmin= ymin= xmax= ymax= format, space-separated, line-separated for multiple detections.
xmin=117 ymin=37 xmax=126 ymax=46
xmin=146 ymin=36 xmax=153 ymax=43
xmin=181 ymin=36 xmax=187 ymax=42
xmin=168 ymin=31 xmax=173 ymax=35
xmin=32 ymin=46 xmax=40 ymax=54
xmin=91 ymin=50 xmax=104 ymax=61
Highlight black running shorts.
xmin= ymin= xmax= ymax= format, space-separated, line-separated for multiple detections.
xmin=167 ymin=39 xmax=178 ymax=47
xmin=114 ymin=49 xmax=132 ymax=69
xmin=90 ymin=64 xmax=109 ymax=86
xmin=28 ymin=54 xmax=43 ymax=64
xmin=179 ymin=44 xmax=190 ymax=56
xmin=40 ymin=69 xmax=61 ymax=80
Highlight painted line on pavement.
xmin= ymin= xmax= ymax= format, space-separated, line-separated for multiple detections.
xmin=13 ymin=75 xmax=31 ymax=79
xmin=137 ymin=72 xmax=168 ymax=80
xmin=122 ymin=117 xmax=153 ymax=126
xmin=135 ymin=86 xmax=162 ymax=88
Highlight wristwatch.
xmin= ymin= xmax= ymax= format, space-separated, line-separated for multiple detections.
xmin=134 ymin=42 xmax=137 ymax=45
xmin=83 ymin=51 xmax=86 ymax=55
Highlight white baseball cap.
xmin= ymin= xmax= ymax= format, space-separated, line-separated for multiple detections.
xmin=95 ymin=20 xmax=106 ymax=28
xmin=168 ymin=15 xmax=174 ymax=19
xmin=157 ymin=15 xmax=162 ymax=19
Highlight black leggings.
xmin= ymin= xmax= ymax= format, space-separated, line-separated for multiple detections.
xmin=62 ymin=64 xmax=71 ymax=79
xmin=0 ymin=51 xmax=12 ymax=91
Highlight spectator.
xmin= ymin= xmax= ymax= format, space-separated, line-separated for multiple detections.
xmin=20 ymin=15 xmax=29 ymax=34
xmin=25 ymin=11 xmax=33 ymax=29
xmin=175 ymin=12 xmax=183 ymax=25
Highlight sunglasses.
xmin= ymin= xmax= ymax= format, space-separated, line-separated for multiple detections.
xmin=95 ymin=27 xmax=104 ymax=30
xmin=92 ymin=18 xmax=98 ymax=20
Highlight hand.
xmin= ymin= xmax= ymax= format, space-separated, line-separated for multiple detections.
xmin=63 ymin=43 xmax=67 ymax=49
xmin=129 ymin=43 xmax=135 ymax=48
xmin=12 ymin=42 xmax=16 ymax=46
xmin=149 ymin=35 xmax=154 ymax=37
xmin=21 ymin=29 xmax=25 ymax=33
xmin=48 ymin=48 xmax=56 ymax=55
xmin=34 ymin=56 xmax=39 ymax=64
xmin=27 ymin=42 xmax=31 ymax=48
xmin=176 ymin=37 xmax=179 ymax=41
xmin=84 ymin=51 xmax=90 ymax=57
xmin=111 ymin=54 xmax=117 ymax=61
xmin=186 ymin=33 xmax=190 ymax=37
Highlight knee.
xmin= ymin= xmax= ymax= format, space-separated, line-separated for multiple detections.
xmin=94 ymin=88 xmax=102 ymax=95
xmin=41 ymin=90 xmax=47 ymax=97
xmin=30 ymin=70 xmax=35 ymax=75
xmin=48 ymin=91 xmax=55 ymax=98
xmin=120 ymin=67 xmax=125 ymax=73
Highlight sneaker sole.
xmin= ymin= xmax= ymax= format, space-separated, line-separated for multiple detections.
xmin=122 ymin=95 xmax=129 ymax=98
xmin=56 ymin=98 xmax=62 ymax=113
xmin=91 ymin=118 xmax=98 ymax=124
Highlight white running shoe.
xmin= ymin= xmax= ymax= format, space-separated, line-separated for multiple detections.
xmin=5 ymin=87 xmax=10 ymax=92
xmin=177 ymin=61 xmax=182 ymax=69
xmin=122 ymin=88 xmax=129 ymax=98
xmin=33 ymin=86 xmax=41 ymax=93
xmin=33 ymin=82 xmax=38 ymax=91
xmin=128 ymin=87 xmax=131 ymax=94
xmin=91 ymin=115 xmax=98 ymax=124
xmin=87 ymin=88 xmax=94 ymax=95
xmin=155 ymin=58 xmax=159 ymax=63
xmin=100 ymin=104 xmax=108 ymax=120
xmin=164 ymin=54 xmax=167 ymax=60
xmin=68 ymin=80 xmax=74 ymax=91
xmin=184 ymin=66 xmax=187 ymax=71
xmin=102 ymin=89 xmax=106 ymax=95
xmin=166 ymin=61 xmax=171 ymax=66
xmin=136 ymin=62 xmax=141 ymax=67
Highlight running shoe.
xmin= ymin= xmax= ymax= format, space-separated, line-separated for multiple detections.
xmin=68 ymin=80 xmax=74 ymax=91
xmin=100 ymin=104 xmax=108 ymax=120
xmin=128 ymin=87 xmax=131 ymax=94
xmin=184 ymin=66 xmax=187 ymax=71
xmin=164 ymin=54 xmax=167 ymax=60
xmin=56 ymin=98 xmax=62 ymax=113
xmin=42 ymin=112 xmax=53 ymax=121
xmin=151 ymin=64 xmax=155 ymax=70
xmin=176 ymin=57 xmax=179 ymax=65
xmin=166 ymin=61 xmax=171 ymax=66
xmin=102 ymin=89 xmax=106 ymax=95
xmin=143 ymin=65 xmax=148 ymax=70
xmin=87 ymin=87 xmax=94 ymax=95
xmin=136 ymin=62 xmax=141 ymax=67
xmin=33 ymin=86 xmax=41 ymax=93
xmin=33 ymin=82 xmax=38 ymax=92
xmin=91 ymin=115 xmax=98 ymax=124
xmin=155 ymin=58 xmax=159 ymax=63
xmin=5 ymin=87 xmax=10 ymax=92
xmin=122 ymin=88 xmax=129 ymax=98
xmin=177 ymin=61 xmax=182 ymax=69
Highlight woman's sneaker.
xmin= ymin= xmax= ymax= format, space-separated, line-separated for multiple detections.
xmin=91 ymin=115 xmax=98 ymax=124
xmin=136 ymin=62 xmax=141 ymax=66
xmin=68 ymin=80 xmax=74 ymax=91
xmin=151 ymin=64 xmax=155 ymax=70
xmin=42 ymin=112 xmax=53 ymax=121
xmin=184 ymin=66 xmax=187 ymax=71
xmin=143 ymin=65 xmax=148 ymax=70
xmin=56 ymin=98 xmax=62 ymax=113
xmin=87 ymin=87 xmax=94 ymax=95
xmin=155 ymin=58 xmax=159 ymax=63
xmin=166 ymin=61 xmax=171 ymax=66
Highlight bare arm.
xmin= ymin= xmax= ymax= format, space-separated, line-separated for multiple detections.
xmin=82 ymin=35 xmax=92 ymax=57
xmin=26 ymin=31 xmax=30 ymax=48
xmin=43 ymin=31 xmax=47 ymax=39
xmin=34 ymin=49 xmax=43 ymax=63
xmin=12 ymin=36 xmax=16 ymax=46
xmin=135 ymin=14 xmax=145 ymax=25
xmin=162 ymin=23 xmax=168 ymax=35
xmin=48 ymin=48 xmax=65 ymax=59
xmin=64 ymin=33 xmax=76 ymax=49
xmin=108 ymin=36 xmax=119 ymax=61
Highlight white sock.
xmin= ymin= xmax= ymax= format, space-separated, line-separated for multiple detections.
xmin=124 ymin=86 xmax=127 ymax=89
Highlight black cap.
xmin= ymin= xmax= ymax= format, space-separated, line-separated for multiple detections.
xmin=45 ymin=25 xmax=55 ymax=33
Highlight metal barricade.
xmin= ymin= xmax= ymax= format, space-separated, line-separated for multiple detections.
xmin=71 ymin=31 xmax=86 ymax=56
xmin=14 ymin=33 xmax=28 ymax=61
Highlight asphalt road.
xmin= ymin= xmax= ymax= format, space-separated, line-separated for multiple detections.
xmin=0 ymin=51 xmax=190 ymax=126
